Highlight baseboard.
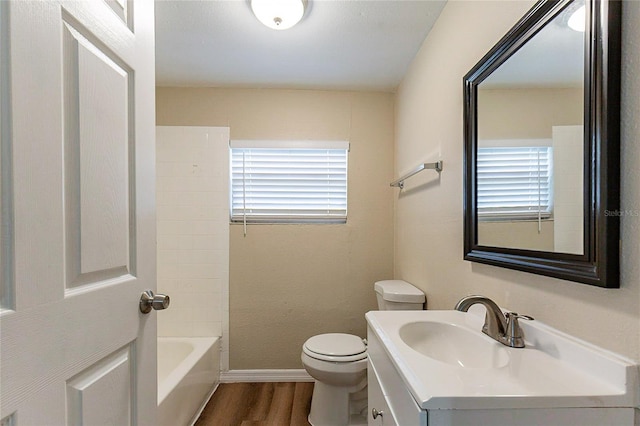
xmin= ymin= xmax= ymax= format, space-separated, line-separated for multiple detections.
xmin=220 ymin=369 xmax=313 ymax=383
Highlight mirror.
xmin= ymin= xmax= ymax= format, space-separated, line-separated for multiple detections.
xmin=463 ymin=0 xmax=621 ymax=288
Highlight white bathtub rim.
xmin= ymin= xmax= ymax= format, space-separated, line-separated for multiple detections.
xmin=157 ymin=336 xmax=219 ymax=405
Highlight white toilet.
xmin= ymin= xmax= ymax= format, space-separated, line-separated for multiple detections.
xmin=301 ymin=280 xmax=425 ymax=426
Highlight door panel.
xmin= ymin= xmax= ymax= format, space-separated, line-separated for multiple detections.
xmin=104 ymin=0 xmax=132 ymax=30
xmin=1 ymin=0 xmax=156 ymax=424
xmin=66 ymin=345 xmax=134 ymax=426
xmin=62 ymin=17 xmax=133 ymax=287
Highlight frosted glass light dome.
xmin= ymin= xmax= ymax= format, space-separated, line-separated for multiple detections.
xmin=251 ymin=0 xmax=305 ymax=30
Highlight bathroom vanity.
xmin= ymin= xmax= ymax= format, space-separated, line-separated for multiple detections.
xmin=366 ymin=310 xmax=639 ymax=426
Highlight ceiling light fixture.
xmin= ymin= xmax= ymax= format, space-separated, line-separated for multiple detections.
xmin=251 ymin=0 xmax=306 ymax=30
xmin=568 ymin=5 xmax=586 ymax=32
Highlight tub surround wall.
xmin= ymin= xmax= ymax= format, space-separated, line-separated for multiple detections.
xmin=156 ymin=88 xmax=395 ymax=369
xmin=394 ymin=0 xmax=640 ymax=371
xmin=156 ymin=126 xmax=230 ymax=345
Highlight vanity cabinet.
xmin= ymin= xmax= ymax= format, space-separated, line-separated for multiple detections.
xmin=367 ymin=324 xmax=637 ymax=426
xmin=367 ymin=328 xmax=426 ymax=426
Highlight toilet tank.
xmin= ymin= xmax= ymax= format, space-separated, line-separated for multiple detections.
xmin=374 ymin=280 xmax=425 ymax=310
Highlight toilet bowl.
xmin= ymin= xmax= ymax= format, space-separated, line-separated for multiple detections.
xmin=301 ymin=280 xmax=426 ymax=426
xmin=302 ymin=333 xmax=368 ymax=426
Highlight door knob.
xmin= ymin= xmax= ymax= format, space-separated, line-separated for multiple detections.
xmin=139 ymin=290 xmax=170 ymax=314
xmin=371 ymin=408 xmax=384 ymax=419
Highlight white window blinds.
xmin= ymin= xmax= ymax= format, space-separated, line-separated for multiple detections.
xmin=230 ymin=140 xmax=349 ymax=223
xmin=477 ymin=146 xmax=553 ymax=220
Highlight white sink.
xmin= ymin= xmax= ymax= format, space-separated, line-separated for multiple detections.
xmin=366 ymin=309 xmax=639 ymax=411
xmin=399 ymin=321 xmax=509 ymax=369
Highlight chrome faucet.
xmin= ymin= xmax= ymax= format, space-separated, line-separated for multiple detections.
xmin=454 ymin=295 xmax=533 ymax=348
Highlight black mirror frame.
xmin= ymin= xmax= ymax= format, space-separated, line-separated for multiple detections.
xmin=463 ymin=0 xmax=621 ymax=288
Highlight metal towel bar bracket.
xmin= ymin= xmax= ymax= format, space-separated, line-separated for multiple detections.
xmin=390 ymin=161 xmax=443 ymax=189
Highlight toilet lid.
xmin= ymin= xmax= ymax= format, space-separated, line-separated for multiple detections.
xmin=304 ymin=333 xmax=366 ymax=358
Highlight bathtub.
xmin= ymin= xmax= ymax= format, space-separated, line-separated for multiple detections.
xmin=158 ymin=337 xmax=220 ymax=426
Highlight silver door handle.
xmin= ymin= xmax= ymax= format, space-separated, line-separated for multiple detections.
xmin=140 ymin=290 xmax=170 ymax=314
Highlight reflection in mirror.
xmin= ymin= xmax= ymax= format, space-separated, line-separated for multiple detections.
xmin=476 ymin=0 xmax=585 ymax=254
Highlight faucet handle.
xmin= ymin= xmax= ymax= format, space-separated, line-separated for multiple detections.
xmin=506 ymin=312 xmax=534 ymax=322
xmin=504 ymin=312 xmax=534 ymax=348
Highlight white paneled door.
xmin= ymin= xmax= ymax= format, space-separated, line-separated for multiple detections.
xmin=1 ymin=0 xmax=157 ymax=424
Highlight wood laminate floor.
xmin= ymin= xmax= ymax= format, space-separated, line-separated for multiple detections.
xmin=195 ymin=382 xmax=314 ymax=426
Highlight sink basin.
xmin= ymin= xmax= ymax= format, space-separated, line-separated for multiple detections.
xmin=366 ymin=310 xmax=639 ymax=411
xmin=399 ymin=321 xmax=509 ymax=369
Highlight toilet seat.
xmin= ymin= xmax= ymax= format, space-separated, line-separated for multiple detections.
xmin=303 ymin=333 xmax=367 ymax=363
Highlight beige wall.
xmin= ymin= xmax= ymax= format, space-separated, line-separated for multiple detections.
xmin=157 ymin=88 xmax=395 ymax=369
xmin=478 ymin=88 xmax=583 ymax=140
xmin=394 ymin=0 xmax=640 ymax=369
xmin=478 ymin=220 xmax=554 ymax=251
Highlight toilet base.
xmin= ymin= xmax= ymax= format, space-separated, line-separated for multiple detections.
xmin=309 ymin=413 xmax=367 ymax=426
xmin=308 ymin=379 xmax=367 ymax=426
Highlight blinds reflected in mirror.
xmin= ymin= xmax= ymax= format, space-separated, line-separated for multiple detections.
xmin=477 ymin=146 xmax=553 ymax=221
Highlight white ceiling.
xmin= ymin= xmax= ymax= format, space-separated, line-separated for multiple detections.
xmin=155 ymin=0 xmax=447 ymax=91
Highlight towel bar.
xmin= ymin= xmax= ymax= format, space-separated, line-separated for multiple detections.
xmin=390 ymin=161 xmax=443 ymax=189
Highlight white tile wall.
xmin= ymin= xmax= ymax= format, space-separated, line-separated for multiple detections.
xmin=156 ymin=126 xmax=230 ymax=342
xmin=552 ymin=125 xmax=584 ymax=254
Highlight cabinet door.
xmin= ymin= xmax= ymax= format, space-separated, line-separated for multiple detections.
xmin=368 ymin=360 xmax=399 ymax=426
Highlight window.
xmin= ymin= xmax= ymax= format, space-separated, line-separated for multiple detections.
xmin=230 ymin=140 xmax=349 ymax=224
xmin=477 ymin=146 xmax=553 ymax=220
